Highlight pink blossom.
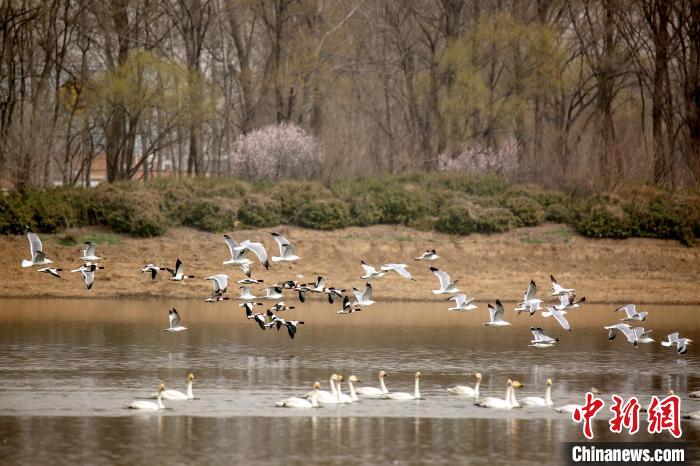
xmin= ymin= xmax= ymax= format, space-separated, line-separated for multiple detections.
xmin=437 ymin=139 xmax=518 ymax=176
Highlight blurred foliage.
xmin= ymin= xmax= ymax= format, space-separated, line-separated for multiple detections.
xmin=0 ymin=174 xmax=697 ymax=245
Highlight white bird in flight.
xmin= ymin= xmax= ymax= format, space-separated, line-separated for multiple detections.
xmin=233 ymin=240 xmax=270 ymax=270
xmin=141 ymin=264 xmax=161 ymax=281
xmin=270 ymin=232 xmax=300 ymax=262
xmin=21 ymin=226 xmax=52 ymax=268
xmin=352 ymin=282 xmax=376 ymax=307
xmin=515 ymin=280 xmax=543 ymax=316
xmin=446 ymin=294 xmax=477 ymax=311
xmin=205 ymin=274 xmax=229 ymax=297
xmin=77 ymin=241 xmax=101 ymax=262
xmin=38 ymin=267 xmax=62 ymax=279
xmin=529 ymin=327 xmax=559 ymax=347
xmin=661 ymin=332 xmax=692 ymax=354
xmin=360 ymin=261 xmax=386 ymax=279
xmin=484 ymin=300 xmax=511 ymax=326
xmin=550 ymin=274 xmax=574 ymax=296
xmin=223 ymin=235 xmax=253 ymax=266
xmin=238 ymin=286 xmax=258 ymax=300
xmin=261 ymin=286 xmax=284 ymax=300
xmin=430 ymin=267 xmax=459 ymax=294
xmin=337 ymin=295 xmax=361 ymax=315
xmin=616 ymin=304 xmax=648 ymax=322
xmin=165 ymin=308 xmax=187 ymax=332
xmin=165 ymin=258 xmax=194 ymax=281
xmin=542 ymin=306 xmax=571 ymax=331
xmin=380 ymin=263 xmax=415 ymax=280
xmin=413 ymin=249 xmax=439 ymax=261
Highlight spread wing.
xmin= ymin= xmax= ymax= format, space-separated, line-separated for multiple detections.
xmin=175 ymin=259 xmax=183 ymax=277
xmin=549 ymin=308 xmax=571 ymax=331
xmin=363 ymin=282 xmax=373 ymax=300
xmin=271 ymin=232 xmax=291 ymax=255
xmin=169 ymin=309 xmax=181 ymax=327
xmin=494 ymin=300 xmax=505 ymax=321
xmin=525 ymin=280 xmax=537 ymax=301
xmin=382 ymin=263 xmax=414 ymax=280
xmin=361 ymin=261 xmax=376 ymax=275
xmin=84 ymin=242 xmax=96 ymax=258
xmin=616 ymin=304 xmax=635 ymax=318
xmin=27 ymin=232 xmax=43 ymax=260
xmin=241 ymin=241 xmax=269 ymax=268
xmin=430 ymin=267 xmax=450 ymax=289
xmin=450 ymin=294 xmax=467 ymax=307
xmin=488 ymin=304 xmax=497 ymax=322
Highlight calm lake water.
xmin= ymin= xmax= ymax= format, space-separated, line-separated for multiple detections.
xmin=0 ymin=299 xmax=698 ymax=465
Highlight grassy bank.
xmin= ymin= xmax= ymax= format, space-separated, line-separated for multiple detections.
xmin=2 ymin=224 xmax=699 ymax=303
xmin=1 ymin=173 xmax=699 ymax=245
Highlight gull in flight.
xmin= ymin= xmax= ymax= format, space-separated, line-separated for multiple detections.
xmin=616 ymin=304 xmax=648 ymax=322
xmin=413 ymin=249 xmax=439 ymax=261
xmin=141 ymin=264 xmax=162 ymax=281
xmin=165 ymin=259 xmax=195 ymax=281
xmin=237 ymin=277 xmax=263 ymax=285
xmin=484 ymin=300 xmax=511 ymax=326
xmin=380 ymin=263 xmax=415 ymax=280
xmin=233 ymin=240 xmax=270 ymax=270
xmin=529 ymin=327 xmax=559 ymax=348
xmin=514 ymin=280 xmax=543 ymax=316
xmin=430 ymin=267 xmax=459 ymax=294
xmin=352 ymin=282 xmax=376 ymax=307
xmin=554 ymin=292 xmax=585 ymax=311
xmin=360 ymin=261 xmax=386 ymax=279
xmin=605 ymin=323 xmax=654 ymax=346
xmin=661 ymin=332 xmax=692 ymax=354
xmin=21 ymin=226 xmax=52 ymax=268
xmin=337 ymin=295 xmax=361 ymax=315
xmin=77 ymin=241 xmax=101 ymax=262
xmin=323 ymin=287 xmax=345 ymax=304
xmin=307 ymin=276 xmax=326 ymax=293
xmin=550 ymin=275 xmax=575 ymax=296
xmin=71 ymin=263 xmax=103 ymax=291
xmin=238 ymin=286 xmax=258 ymax=300
xmin=165 ymin=308 xmax=187 ymax=332
xmin=268 ymin=302 xmax=295 ymax=313
xmin=542 ymin=306 xmax=571 ymax=331
xmin=205 ymin=274 xmax=229 ymax=297
xmin=446 ymin=294 xmax=477 ymax=311
xmin=270 ymin=232 xmax=300 ymax=262
xmin=38 ymin=267 xmax=62 ymax=279
xmin=223 ymin=235 xmax=253 ymax=266
xmin=261 ymin=286 xmax=284 ymax=300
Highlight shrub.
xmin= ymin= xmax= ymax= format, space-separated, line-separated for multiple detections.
xmin=544 ymin=202 xmax=572 ymax=223
xmin=375 ymin=186 xmax=431 ymax=224
xmin=183 ymin=198 xmax=237 ymax=232
xmin=237 ymin=196 xmax=282 ymax=227
xmin=89 ymin=184 xmax=167 ymax=237
xmin=230 ymin=123 xmax=324 ymax=181
xmin=474 ymin=207 xmax=518 ymax=233
xmin=575 ymin=203 xmax=631 ymax=239
xmin=625 ymin=197 xmax=694 ymax=246
xmin=435 ymin=207 xmax=476 ymax=235
xmin=295 ymin=199 xmax=350 ymax=230
xmin=506 ymin=196 xmax=545 ymax=227
xmin=348 ymin=195 xmax=384 ymax=226
xmin=0 ymin=192 xmax=31 ymax=234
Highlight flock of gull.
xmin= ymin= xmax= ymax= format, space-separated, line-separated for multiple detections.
xmin=19 ymin=225 xmax=697 ymax=415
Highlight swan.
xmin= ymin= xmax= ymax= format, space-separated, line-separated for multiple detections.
xmin=129 ymin=384 xmax=165 ymax=411
xmin=690 ymin=389 xmax=700 ymax=398
xmin=309 ymin=374 xmax=341 ymax=404
xmin=152 ymin=373 xmax=195 ymax=400
xmin=384 ymin=372 xmax=422 ymax=400
xmin=683 ymin=411 xmax=700 ymax=420
xmin=336 ymin=375 xmax=361 ymax=403
xmin=555 ymin=387 xmax=600 ymax=414
xmin=276 ymin=382 xmax=321 ymax=408
xmin=476 ymin=379 xmax=523 ymax=409
xmin=447 ymin=372 xmax=481 ymax=397
xmin=356 ymin=371 xmax=389 ymax=397
xmin=521 ymin=378 xmax=554 ymax=406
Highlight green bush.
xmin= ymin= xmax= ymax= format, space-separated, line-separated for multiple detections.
xmin=544 ymin=202 xmax=572 ymax=223
xmin=295 ymin=199 xmax=350 ymax=230
xmin=474 ymin=207 xmax=518 ymax=233
xmin=0 ymin=192 xmax=31 ymax=234
xmin=89 ymin=184 xmax=166 ymax=237
xmin=237 ymin=196 xmax=282 ymax=227
xmin=575 ymin=203 xmax=631 ymax=239
xmin=183 ymin=198 xmax=237 ymax=232
xmin=435 ymin=207 xmax=476 ymax=235
xmin=348 ymin=196 xmax=384 ymax=226
xmin=624 ymin=196 xmax=694 ymax=246
xmin=506 ymin=196 xmax=545 ymax=227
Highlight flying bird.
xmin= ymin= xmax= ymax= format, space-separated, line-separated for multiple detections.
xmin=337 ymin=295 xmax=361 ymax=315
xmin=430 ymin=267 xmax=459 ymax=294
xmin=270 ymin=232 xmax=300 ymax=262
xmin=484 ymin=300 xmax=511 ymax=326
xmin=446 ymin=294 xmax=477 ymax=312
xmin=223 ymin=235 xmax=253 ymax=266
xmin=165 ymin=259 xmax=195 ymax=281
xmin=71 ymin=263 xmax=102 ymax=291
xmin=77 ymin=241 xmax=101 ymax=262
xmin=38 ymin=267 xmax=62 ymax=279
xmin=21 ymin=226 xmax=52 ymax=268
xmin=514 ymin=280 xmax=543 ymax=316
xmin=205 ymin=274 xmax=229 ymax=297
xmin=261 ymin=286 xmax=284 ymax=300
xmin=141 ymin=264 xmax=161 ymax=281
xmin=233 ymin=240 xmax=270 ymax=269
xmin=165 ymin=308 xmax=187 ymax=332
xmin=413 ymin=249 xmax=439 ymax=261
xmin=360 ymin=261 xmax=386 ymax=279
xmin=615 ymin=304 xmax=648 ymax=322
xmin=529 ymin=327 xmax=559 ymax=348
xmin=241 ymin=302 xmax=266 ymax=330
xmin=550 ymin=275 xmax=575 ymax=296
xmin=554 ymin=292 xmax=585 ymax=311
xmin=661 ymin=332 xmax=692 ymax=354
xmin=380 ymin=263 xmax=415 ymax=280
xmin=542 ymin=306 xmax=571 ymax=331
xmin=352 ymin=282 xmax=376 ymax=307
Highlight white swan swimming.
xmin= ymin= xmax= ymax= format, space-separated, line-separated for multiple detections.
xmin=276 ymin=382 xmax=321 ymax=408
xmin=447 ymin=372 xmax=481 ymax=397
xmin=152 ymin=373 xmax=195 ymax=400
xmin=384 ymin=372 xmax=422 ymax=400
xmin=309 ymin=374 xmax=341 ymax=404
xmin=356 ymin=371 xmax=389 ymax=397
xmin=335 ymin=375 xmax=361 ymax=403
xmin=129 ymin=384 xmax=165 ymax=411
xmin=476 ymin=379 xmax=523 ymax=409
xmin=555 ymin=387 xmax=600 ymax=414
xmin=521 ymin=378 xmax=554 ymax=406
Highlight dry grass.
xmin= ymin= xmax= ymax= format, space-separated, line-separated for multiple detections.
xmin=2 ymin=223 xmax=699 ymax=304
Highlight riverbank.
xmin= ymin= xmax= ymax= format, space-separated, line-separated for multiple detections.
xmin=3 ymin=223 xmax=699 ymax=304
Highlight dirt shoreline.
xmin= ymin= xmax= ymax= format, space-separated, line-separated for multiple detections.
xmin=3 ymin=224 xmax=699 ymax=304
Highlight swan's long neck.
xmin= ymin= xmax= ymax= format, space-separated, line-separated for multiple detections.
xmin=329 ymin=376 xmax=338 ymax=397
xmin=335 ymin=380 xmax=343 ymax=402
xmin=474 ymin=378 xmax=481 ymax=396
xmin=157 ymin=392 xmax=165 ymax=410
xmin=310 ymin=389 xmax=319 ymax=408
xmin=186 ymin=381 xmax=194 ymax=399
xmin=504 ymin=384 xmax=512 ymax=404
xmin=414 ymin=377 xmax=421 ymax=399
xmin=379 ymin=376 xmax=388 ymax=394
xmin=510 ymin=385 xmax=519 ymax=408
xmin=544 ymin=384 xmax=552 ymax=405
xmin=348 ymin=380 xmax=358 ymax=402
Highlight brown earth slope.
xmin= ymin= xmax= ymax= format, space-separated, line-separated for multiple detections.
xmin=1 ymin=224 xmax=699 ymax=304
